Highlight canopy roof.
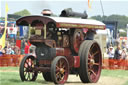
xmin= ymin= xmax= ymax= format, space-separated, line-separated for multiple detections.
xmin=16 ymin=15 xmax=105 ymax=30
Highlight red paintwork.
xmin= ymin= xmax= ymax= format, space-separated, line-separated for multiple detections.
xmin=56 ymin=48 xmax=74 ymax=67
xmin=39 ymin=60 xmax=51 ymax=65
xmin=73 ymin=56 xmax=80 ymax=68
xmin=56 ymin=48 xmax=65 ymax=56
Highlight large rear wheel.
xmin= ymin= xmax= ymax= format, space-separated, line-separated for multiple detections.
xmin=71 ymin=29 xmax=84 ymax=54
xmin=51 ymin=56 xmax=69 ymax=84
xmin=79 ymin=40 xmax=102 ymax=83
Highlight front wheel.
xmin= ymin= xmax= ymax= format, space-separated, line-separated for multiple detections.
xmin=19 ymin=55 xmax=38 ymax=81
xmin=79 ymin=40 xmax=102 ymax=83
xmin=51 ymin=56 xmax=69 ymax=84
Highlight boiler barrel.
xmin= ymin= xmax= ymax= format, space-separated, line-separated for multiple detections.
xmin=60 ymin=8 xmax=88 ymax=19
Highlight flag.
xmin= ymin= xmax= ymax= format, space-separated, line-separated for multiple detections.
xmin=88 ymin=0 xmax=93 ymax=9
xmin=0 ymin=3 xmax=9 ymax=49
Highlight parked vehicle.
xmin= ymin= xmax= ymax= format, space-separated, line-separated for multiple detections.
xmin=103 ymin=21 xmax=118 ymax=47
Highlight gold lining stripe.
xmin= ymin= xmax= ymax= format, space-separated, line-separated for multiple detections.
xmin=58 ymin=23 xmax=105 ymax=29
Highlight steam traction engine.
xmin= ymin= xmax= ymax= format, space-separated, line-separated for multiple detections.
xmin=17 ymin=9 xmax=105 ymax=84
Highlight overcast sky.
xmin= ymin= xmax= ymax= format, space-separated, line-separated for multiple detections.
xmin=0 ymin=0 xmax=128 ymax=17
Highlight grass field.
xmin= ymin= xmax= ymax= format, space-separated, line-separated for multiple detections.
xmin=101 ymin=70 xmax=128 ymax=85
xmin=0 ymin=67 xmax=128 ymax=85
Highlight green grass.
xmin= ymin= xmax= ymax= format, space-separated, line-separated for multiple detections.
xmin=0 ymin=72 xmax=52 ymax=85
xmin=101 ymin=69 xmax=128 ymax=85
xmin=0 ymin=67 xmax=128 ymax=85
xmin=0 ymin=67 xmax=19 ymax=70
xmin=0 ymin=67 xmax=53 ymax=85
xmin=124 ymin=81 xmax=128 ymax=85
xmin=101 ymin=69 xmax=128 ymax=78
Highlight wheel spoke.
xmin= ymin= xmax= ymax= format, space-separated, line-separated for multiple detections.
xmin=31 ymin=61 xmax=34 ymax=67
xmin=92 ymin=51 xmax=99 ymax=57
xmin=59 ymin=73 xmax=62 ymax=80
xmin=59 ymin=60 xmax=62 ymax=68
xmin=56 ymin=72 xmax=61 ymax=81
xmin=29 ymin=73 xmax=32 ymax=80
xmin=88 ymin=62 xmax=99 ymax=66
xmin=25 ymin=60 xmax=29 ymax=67
xmin=24 ymin=71 xmax=28 ymax=78
xmin=90 ymin=44 xmax=95 ymax=52
xmin=61 ymin=61 xmax=64 ymax=67
xmin=26 ymin=72 xmax=29 ymax=80
xmin=89 ymin=69 xmax=97 ymax=77
xmin=32 ymin=72 xmax=34 ymax=78
xmin=93 ymin=63 xmax=99 ymax=66
xmin=56 ymin=72 xmax=60 ymax=77
xmin=30 ymin=72 xmax=33 ymax=80
xmin=56 ymin=66 xmax=60 ymax=71
xmin=29 ymin=59 xmax=32 ymax=67
xmin=24 ymin=66 xmax=27 ymax=71
xmin=88 ymin=52 xmax=92 ymax=59
xmin=28 ymin=59 xmax=32 ymax=67
xmin=28 ymin=72 xmax=30 ymax=80
xmin=62 ymin=65 xmax=65 ymax=69
xmin=30 ymin=59 xmax=34 ymax=67
xmin=24 ymin=63 xmax=28 ymax=68
xmin=56 ymin=74 xmax=60 ymax=81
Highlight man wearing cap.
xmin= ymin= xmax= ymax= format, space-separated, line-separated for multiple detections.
xmin=107 ymin=45 xmax=115 ymax=69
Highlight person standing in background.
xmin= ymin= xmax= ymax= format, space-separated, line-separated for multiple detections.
xmin=13 ymin=45 xmax=21 ymax=55
xmin=121 ymin=48 xmax=127 ymax=60
xmin=24 ymin=41 xmax=30 ymax=54
xmin=107 ymin=45 xmax=115 ymax=69
xmin=114 ymin=45 xmax=122 ymax=68
xmin=120 ymin=48 xmax=127 ymax=69
xmin=114 ymin=45 xmax=121 ymax=60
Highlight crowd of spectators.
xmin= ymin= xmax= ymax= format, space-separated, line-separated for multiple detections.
xmin=107 ymin=42 xmax=128 ymax=60
xmin=0 ymin=39 xmax=33 ymax=57
xmin=0 ymin=44 xmax=20 ymax=56
xmin=107 ymin=41 xmax=128 ymax=69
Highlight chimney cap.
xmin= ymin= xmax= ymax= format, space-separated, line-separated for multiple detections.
xmin=41 ymin=9 xmax=52 ymax=16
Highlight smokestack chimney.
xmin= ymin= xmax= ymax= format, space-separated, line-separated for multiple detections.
xmin=60 ymin=8 xmax=88 ymax=19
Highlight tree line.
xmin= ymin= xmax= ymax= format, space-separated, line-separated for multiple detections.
xmin=13 ymin=9 xmax=128 ymax=29
xmin=1 ymin=9 xmax=128 ymax=30
xmin=91 ymin=15 xmax=128 ymax=29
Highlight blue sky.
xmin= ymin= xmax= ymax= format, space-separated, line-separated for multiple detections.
xmin=0 ymin=0 xmax=128 ymax=17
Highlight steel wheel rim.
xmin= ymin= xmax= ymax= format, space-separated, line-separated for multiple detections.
xmin=24 ymin=57 xmax=35 ymax=81
xmin=55 ymin=58 xmax=69 ymax=84
xmin=88 ymin=43 xmax=102 ymax=82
